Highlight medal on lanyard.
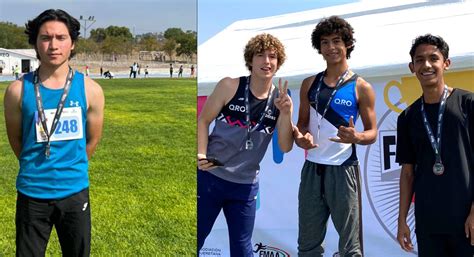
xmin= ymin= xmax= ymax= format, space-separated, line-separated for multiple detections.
xmin=313 ymin=70 xmax=350 ymax=140
xmin=34 ymin=67 xmax=74 ymax=158
xmin=433 ymin=157 xmax=445 ymax=175
xmin=245 ymin=139 xmax=254 ymax=151
xmin=244 ymin=76 xmax=275 ymax=150
xmin=420 ymin=85 xmax=448 ymax=175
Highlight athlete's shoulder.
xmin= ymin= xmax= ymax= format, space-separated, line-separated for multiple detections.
xmin=302 ymin=74 xmax=317 ymax=83
xmin=453 ymin=88 xmax=474 ymax=112
xmin=5 ymin=79 xmax=23 ymax=100
xmin=301 ymin=75 xmax=317 ymax=90
xmin=84 ymin=76 xmax=103 ymax=93
xmin=355 ymin=75 xmax=372 ymax=90
xmin=208 ymin=77 xmax=241 ymax=105
xmin=214 ymin=77 xmax=241 ymax=94
xmin=453 ymin=88 xmax=474 ymax=98
xmin=220 ymin=76 xmax=239 ymax=85
xmin=83 ymin=77 xmax=104 ymax=110
xmin=402 ymin=97 xmax=422 ymax=118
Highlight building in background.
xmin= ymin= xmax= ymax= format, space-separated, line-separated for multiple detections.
xmin=0 ymin=48 xmax=38 ymax=76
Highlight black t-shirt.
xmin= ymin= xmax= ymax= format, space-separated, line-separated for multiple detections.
xmin=396 ymin=88 xmax=474 ymax=235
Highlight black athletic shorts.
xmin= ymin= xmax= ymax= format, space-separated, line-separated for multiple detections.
xmin=16 ymin=188 xmax=91 ymax=257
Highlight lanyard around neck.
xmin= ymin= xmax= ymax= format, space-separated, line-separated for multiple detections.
xmin=34 ymin=67 xmax=74 ymax=158
xmin=420 ymin=85 xmax=448 ymax=163
xmin=314 ymin=69 xmax=350 ymax=138
xmin=244 ymin=76 xmax=275 ymax=147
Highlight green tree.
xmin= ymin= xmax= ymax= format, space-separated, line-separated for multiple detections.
xmin=102 ymin=36 xmax=133 ymax=55
xmin=163 ymin=28 xmax=196 ymax=61
xmin=0 ymin=22 xmax=30 ymax=49
xmin=176 ymin=33 xmax=196 ymax=61
xmin=138 ymin=34 xmax=161 ymax=51
xmin=105 ymin=26 xmax=133 ymax=39
xmin=162 ymin=39 xmax=177 ymax=61
xmin=89 ymin=28 xmax=107 ymax=43
xmin=164 ymin=28 xmax=186 ymax=42
xmin=75 ymin=38 xmax=100 ymax=54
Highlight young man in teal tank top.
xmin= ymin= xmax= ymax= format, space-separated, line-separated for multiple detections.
xmin=3 ymin=9 xmax=104 ymax=257
xmin=294 ymin=16 xmax=377 ymax=257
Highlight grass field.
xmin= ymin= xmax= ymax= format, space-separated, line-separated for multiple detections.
xmin=0 ymin=77 xmax=196 ymax=256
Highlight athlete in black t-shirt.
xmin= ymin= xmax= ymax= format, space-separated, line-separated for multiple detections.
xmin=396 ymin=34 xmax=474 ymax=257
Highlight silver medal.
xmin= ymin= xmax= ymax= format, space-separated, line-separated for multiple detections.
xmin=245 ymin=139 xmax=254 ymax=150
xmin=433 ymin=162 xmax=444 ymax=175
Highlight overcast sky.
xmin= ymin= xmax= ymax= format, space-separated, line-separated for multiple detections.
xmin=0 ymin=0 xmax=196 ymax=37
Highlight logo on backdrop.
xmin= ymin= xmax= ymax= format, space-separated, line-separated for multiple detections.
xmin=384 ymin=70 xmax=474 ymax=113
xmin=253 ymin=242 xmax=291 ymax=257
xmin=364 ymin=86 xmax=417 ymax=255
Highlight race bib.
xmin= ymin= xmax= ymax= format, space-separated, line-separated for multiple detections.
xmin=35 ymin=107 xmax=84 ymax=142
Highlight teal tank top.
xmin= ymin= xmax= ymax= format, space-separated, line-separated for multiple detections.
xmin=17 ymin=71 xmax=89 ymax=199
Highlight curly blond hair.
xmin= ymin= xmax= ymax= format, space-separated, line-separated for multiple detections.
xmin=243 ymin=33 xmax=286 ymax=72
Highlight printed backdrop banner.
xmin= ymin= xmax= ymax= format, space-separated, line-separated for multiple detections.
xmin=198 ymin=70 xmax=474 ymax=257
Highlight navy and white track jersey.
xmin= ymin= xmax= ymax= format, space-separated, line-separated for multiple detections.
xmin=206 ymin=76 xmax=279 ymax=184
xmin=307 ymin=72 xmax=359 ymax=166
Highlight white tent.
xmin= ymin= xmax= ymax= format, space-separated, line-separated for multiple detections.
xmin=198 ymin=0 xmax=474 ymax=95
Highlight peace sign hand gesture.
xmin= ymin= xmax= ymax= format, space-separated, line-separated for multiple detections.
xmin=274 ymin=78 xmax=292 ymax=115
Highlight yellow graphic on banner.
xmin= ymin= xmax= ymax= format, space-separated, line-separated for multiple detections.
xmin=384 ymin=70 xmax=474 ymax=113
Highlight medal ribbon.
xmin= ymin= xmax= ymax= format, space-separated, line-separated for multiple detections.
xmin=34 ymin=67 xmax=74 ymax=158
xmin=420 ymin=85 xmax=448 ymax=164
xmin=244 ymin=76 xmax=275 ymax=149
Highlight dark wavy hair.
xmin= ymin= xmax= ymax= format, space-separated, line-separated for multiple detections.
xmin=409 ymin=34 xmax=449 ymax=62
xmin=311 ymin=15 xmax=355 ymax=59
xmin=25 ymin=9 xmax=80 ymax=59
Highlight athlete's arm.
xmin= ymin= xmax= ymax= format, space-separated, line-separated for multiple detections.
xmin=294 ymin=76 xmax=318 ymax=149
xmin=466 ymin=93 xmax=474 ymax=245
xmin=464 ymin=203 xmax=474 ymax=245
xmin=397 ymin=163 xmax=415 ymax=252
xmin=4 ymin=80 xmax=23 ymax=159
xmin=355 ymin=78 xmax=377 ymax=144
xmin=274 ymin=78 xmax=293 ymax=153
xmin=197 ymin=77 xmax=237 ymax=170
xmin=85 ymin=77 xmax=104 ymax=160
